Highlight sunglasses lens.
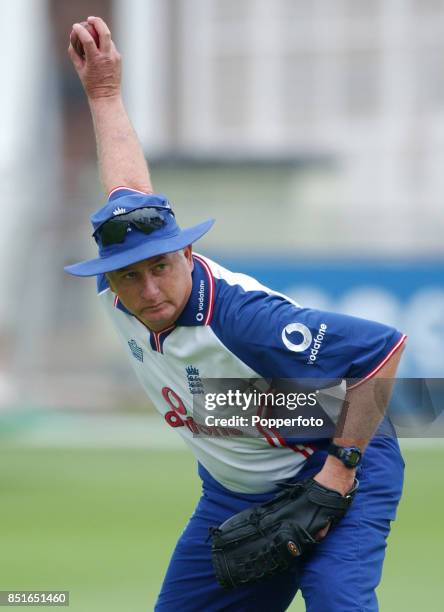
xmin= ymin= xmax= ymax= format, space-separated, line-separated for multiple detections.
xmin=99 ymin=222 xmax=128 ymax=246
xmin=97 ymin=207 xmax=168 ymax=246
xmin=133 ymin=216 xmax=165 ymax=234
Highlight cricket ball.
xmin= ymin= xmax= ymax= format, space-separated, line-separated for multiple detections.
xmin=70 ymin=21 xmax=100 ymax=57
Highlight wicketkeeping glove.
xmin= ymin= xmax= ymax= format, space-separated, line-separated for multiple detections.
xmin=210 ymin=477 xmax=358 ymax=589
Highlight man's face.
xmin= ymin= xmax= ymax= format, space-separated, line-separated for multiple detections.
xmin=106 ymin=246 xmax=194 ymax=331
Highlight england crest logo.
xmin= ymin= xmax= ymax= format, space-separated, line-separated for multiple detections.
xmin=128 ymin=339 xmax=143 ymax=362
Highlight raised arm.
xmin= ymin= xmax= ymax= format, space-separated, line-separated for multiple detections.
xmin=68 ymin=16 xmax=153 ymax=195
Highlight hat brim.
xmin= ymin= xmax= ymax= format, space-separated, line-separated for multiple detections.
xmin=64 ymin=219 xmax=215 ymax=277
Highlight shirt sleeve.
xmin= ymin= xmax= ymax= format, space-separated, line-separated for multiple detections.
xmin=211 ymin=283 xmax=406 ymax=387
xmin=108 ymin=186 xmax=149 ymax=199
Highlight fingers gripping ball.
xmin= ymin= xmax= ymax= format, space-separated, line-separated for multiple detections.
xmin=70 ymin=22 xmax=100 ymax=57
xmin=210 ymin=478 xmax=358 ymax=589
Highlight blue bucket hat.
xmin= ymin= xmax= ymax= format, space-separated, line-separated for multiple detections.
xmin=64 ymin=192 xmax=215 ymax=277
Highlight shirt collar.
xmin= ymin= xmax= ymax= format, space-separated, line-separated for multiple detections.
xmin=175 ymin=254 xmax=215 ymax=326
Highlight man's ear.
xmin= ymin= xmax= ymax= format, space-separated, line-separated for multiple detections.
xmin=184 ymin=245 xmax=194 ymax=269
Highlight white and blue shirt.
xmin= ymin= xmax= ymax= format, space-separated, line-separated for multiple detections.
xmin=97 ymin=231 xmax=406 ymax=494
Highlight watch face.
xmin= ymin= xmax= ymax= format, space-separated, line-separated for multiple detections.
xmin=346 ymin=449 xmax=361 ymax=467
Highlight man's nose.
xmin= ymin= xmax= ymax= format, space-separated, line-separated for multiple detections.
xmin=140 ymin=273 xmax=160 ymax=300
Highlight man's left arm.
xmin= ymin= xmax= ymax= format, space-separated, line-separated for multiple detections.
xmin=314 ymin=342 xmax=406 ymax=496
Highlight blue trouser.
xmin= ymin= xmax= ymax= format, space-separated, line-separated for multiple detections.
xmin=155 ymin=437 xmax=404 ymax=612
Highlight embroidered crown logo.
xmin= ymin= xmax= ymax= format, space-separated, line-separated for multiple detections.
xmin=185 ymin=365 xmax=204 ymax=395
xmin=128 ymin=339 xmax=143 ymax=362
xmin=113 ymin=206 xmax=127 ymax=216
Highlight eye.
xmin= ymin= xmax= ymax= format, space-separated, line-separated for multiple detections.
xmin=122 ymin=271 xmax=137 ymax=280
xmin=154 ymin=263 xmax=168 ymax=273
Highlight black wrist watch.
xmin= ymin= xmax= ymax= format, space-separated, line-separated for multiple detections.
xmin=327 ymin=443 xmax=362 ymax=469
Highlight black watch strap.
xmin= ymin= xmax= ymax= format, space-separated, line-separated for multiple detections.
xmin=327 ymin=443 xmax=362 ymax=469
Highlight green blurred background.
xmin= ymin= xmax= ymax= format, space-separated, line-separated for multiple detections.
xmin=1 ymin=433 xmax=442 ymax=611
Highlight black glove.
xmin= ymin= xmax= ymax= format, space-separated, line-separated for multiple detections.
xmin=210 ymin=478 xmax=358 ymax=589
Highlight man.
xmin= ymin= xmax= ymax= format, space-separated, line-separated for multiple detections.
xmin=66 ymin=17 xmax=406 ymax=612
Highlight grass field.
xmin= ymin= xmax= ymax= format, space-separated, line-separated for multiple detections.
xmin=0 ymin=444 xmax=442 ymax=611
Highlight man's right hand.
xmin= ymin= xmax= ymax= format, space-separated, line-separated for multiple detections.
xmin=68 ymin=15 xmax=153 ymax=195
xmin=68 ymin=16 xmax=121 ymax=101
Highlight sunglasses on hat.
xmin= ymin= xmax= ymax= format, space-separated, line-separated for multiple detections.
xmin=94 ymin=207 xmax=174 ymax=247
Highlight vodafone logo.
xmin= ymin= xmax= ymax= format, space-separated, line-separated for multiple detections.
xmin=196 ymin=279 xmax=205 ymax=321
xmin=282 ymin=323 xmax=313 ymax=353
xmin=307 ymin=323 xmax=328 ymax=364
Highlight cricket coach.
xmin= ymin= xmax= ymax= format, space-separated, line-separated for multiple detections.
xmin=66 ymin=17 xmax=406 ymax=612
